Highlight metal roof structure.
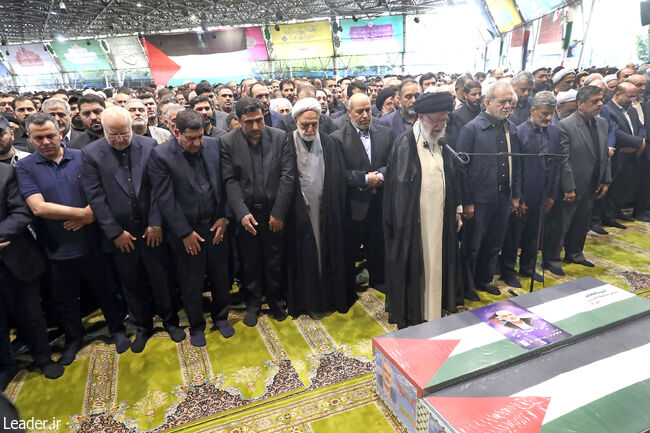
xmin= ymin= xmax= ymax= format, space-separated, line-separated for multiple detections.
xmin=0 ymin=0 xmax=456 ymax=44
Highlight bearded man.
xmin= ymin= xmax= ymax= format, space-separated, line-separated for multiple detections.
xmin=383 ymin=92 xmax=463 ymax=328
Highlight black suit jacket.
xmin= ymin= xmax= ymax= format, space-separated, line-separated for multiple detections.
xmin=148 ymin=137 xmax=226 ymax=240
xmin=68 ymin=130 xmax=102 ymax=150
xmin=330 ymin=119 xmax=393 ymax=221
xmin=81 ymin=135 xmax=161 ymax=250
xmin=0 ymin=164 xmax=46 ymax=281
xmin=605 ymin=101 xmax=644 ymax=150
xmin=220 ymin=126 xmax=295 ymax=222
xmin=276 ymin=113 xmax=338 ymax=136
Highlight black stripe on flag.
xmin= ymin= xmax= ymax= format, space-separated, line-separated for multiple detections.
xmin=143 ymin=29 xmax=246 ymax=57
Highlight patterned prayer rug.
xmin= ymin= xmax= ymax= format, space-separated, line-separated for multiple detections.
xmin=5 ymin=220 xmax=650 ymax=433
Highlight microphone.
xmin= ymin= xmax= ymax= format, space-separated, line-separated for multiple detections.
xmin=440 ymin=137 xmax=470 ymax=164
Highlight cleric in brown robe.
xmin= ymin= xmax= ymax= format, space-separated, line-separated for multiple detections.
xmin=284 ymin=98 xmax=353 ymax=317
xmin=383 ymin=91 xmax=464 ymax=329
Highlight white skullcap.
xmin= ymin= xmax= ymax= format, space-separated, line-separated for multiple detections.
xmin=556 ymin=89 xmax=578 ymax=104
xmin=96 ymin=91 xmax=107 ymax=100
xmin=603 ymin=74 xmax=618 ymax=84
xmin=291 ymin=97 xmax=321 ymax=120
xmin=553 ymin=68 xmax=575 ymax=84
xmin=82 ymin=88 xmax=96 ymax=96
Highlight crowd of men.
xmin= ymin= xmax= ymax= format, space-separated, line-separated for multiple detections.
xmin=0 ymin=62 xmax=648 ymax=391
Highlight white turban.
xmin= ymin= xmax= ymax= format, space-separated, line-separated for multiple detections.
xmin=291 ymin=97 xmax=321 ymax=120
xmin=556 ymin=89 xmax=578 ymax=105
xmin=553 ymin=68 xmax=575 ymax=85
xmin=603 ymin=74 xmax=618 ymax=84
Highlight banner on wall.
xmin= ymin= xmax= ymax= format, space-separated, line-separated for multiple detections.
xmin=516 ymin=0 xmax=564 ymax=22
xmin=270 ymin=21 xmax=333 ymax=59
xmin=142 ymin=29 xmax=252 ymax=86
xmin=6 ymin=43 xmax=60 ymax=76
xmin=106 ymin=36 xmax=149 ymax=70
xmin=245 ymin=27 xmax=269 ymax=61
xmin=0 ymin=62 xmax=9 ymax=76
xmin=338 ymin=15 xmax=404 ymax=55
xmin=51 ymin=40 xmax=112 ymax=72
xmin=485 ymin=0 xmax=523 ymax=33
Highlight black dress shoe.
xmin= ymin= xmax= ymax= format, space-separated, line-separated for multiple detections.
xmin=0 ymin=369 xmax=17 ymax=392
xmin=269 ymin=305 xmax=288 ymax=322
xmin=189 ymin=330 xmax=207 ymax=347
xmin=58 ymin=339 xmax=83 ymax=366
xmin=243 ymin=310 xmax=259 ymax=327
xmin=112 ymin=332 xmax=131 ymax=354
xmin=131 ymin=331 xmax=151 ymax=353
xmin=602 ymin=220 xmax=627 ymax=229
xmin=41 ymin=362 xmax=64 ymax=379
xmin=566 ymin=258 xmax=595 ymax=267
xmin=166 ymin=326 xmax=186 ymax=343
xmin=617 ymin=214 xmax=634 ymax=222
xmin=464 ymin=290 xmax=480 ymax=301
xmin=478 ymin=284 xmax=501 ymax=295
xmin=522 ymin=272 xmax=544 ymax=283
xmin=590 ymin=224 xmax=609 ymax=235
xmin=636 ymin=214 xmax=650 ymax=223
xmin=214 ymin=321 xmax=235 ymax=338
xmin=542 ymin=263 xmax=565 ymax=276
xmin=501 ymin=275 xmax=522 ymax=288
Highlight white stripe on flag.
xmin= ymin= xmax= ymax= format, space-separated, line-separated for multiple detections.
xmin=432 ymin=285 xmax=634 ymax=357
xmin=513 ymin=342 xmax=650 ymax=424
xmin=169 ymin=50 xmax=252 ymax=81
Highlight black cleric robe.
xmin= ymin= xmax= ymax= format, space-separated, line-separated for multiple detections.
xmin=383 ymin=130 xmax=463 ymax=329
xmin=285 ymin=132 xmax=354 ymax=317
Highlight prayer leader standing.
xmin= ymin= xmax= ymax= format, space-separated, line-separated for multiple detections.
xmin=383 ymin=92 xmax=463 ymax=329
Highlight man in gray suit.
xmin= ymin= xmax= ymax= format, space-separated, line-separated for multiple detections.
xmin=543 ymin=86 xmax=611 ymax=275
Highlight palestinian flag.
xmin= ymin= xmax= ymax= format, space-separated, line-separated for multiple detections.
xmin=420 ymin=312 xmax=650 ymax=433
xmin=373 ymin=277 xmax=650 ymax=397
xmin=142 ymin=29 xmax=252 ymax=86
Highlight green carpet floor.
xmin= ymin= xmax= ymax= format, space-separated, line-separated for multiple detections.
xmin=5 ymin=220 xmax=650 ymax=433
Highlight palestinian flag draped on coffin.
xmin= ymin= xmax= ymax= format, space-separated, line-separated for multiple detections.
xmin=142 ymin=29 xmax=252 ymax=86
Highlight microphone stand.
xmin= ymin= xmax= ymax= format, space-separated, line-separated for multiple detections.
xmin=444 ymin=144 xmax=568 ymax=295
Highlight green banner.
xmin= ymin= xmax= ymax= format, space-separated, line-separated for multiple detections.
xmin=51 ymin=40 xmax=112 ymax=72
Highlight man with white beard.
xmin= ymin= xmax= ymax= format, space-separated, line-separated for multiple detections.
xmin=383 ymin=92 xmax=463 ymax=329
xmin=125 ymin=99 xmax=171 ymax=144
xmin=284 ymin=98 xmax=351 ymax=318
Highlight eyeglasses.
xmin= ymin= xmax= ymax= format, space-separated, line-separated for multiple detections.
xmin=106 ymin=132 xmax=131 ymax=139
xmin=424 ymin=113 xmax=449 ymax=125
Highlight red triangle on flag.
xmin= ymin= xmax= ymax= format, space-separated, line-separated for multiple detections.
xmin=142 ymin=39 xmax=181 ymax=86
xmin=425 ymin=396 xmax=551 ymax=433
xmin=373 ymin=338 xmax=459 ymax=393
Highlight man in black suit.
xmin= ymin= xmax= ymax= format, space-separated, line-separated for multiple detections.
xmin=220 ymin=97 xmax=295 ymax=327
xmin=601 ymin=83 xmax=646 ymax=227
xmin=0 ymin=163 xmax=63 ymax=390
xmin=149 ymin=109 xmax=233 ymax=345
xmin=81 ymin=106 xmax=185 ymax=353
xmin=543 ymin=86 xmax=611 ymax=275
xmin=68 ymin=94 xmax=105 ymax=149
xmin=41 ymin=97 xmax=83 ymax=148
xmin=331 ymin=93 xmax=393 ymax=290
xmin=276 ymin=84 xmax=337 ymax=136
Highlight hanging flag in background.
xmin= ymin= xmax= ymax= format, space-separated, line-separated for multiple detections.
xmin=6 ymin=43 xmax=60 ymax=75
xmin=51 ymin=40 xmax=112 ymax=72
xmin=338 ymin=15 xmax=404 ymax=55
xmin=142 ymin=29 xmax=252 ymax=86
xmin=0 ymin=62 xmax=9 ymax=76
xmin=245 ymin=27 xmax=269 ymax=61
xmin=106 ymin=36 xmax=149 ymax=69
xmin=269 ymin=21 xmax=333 ymax=59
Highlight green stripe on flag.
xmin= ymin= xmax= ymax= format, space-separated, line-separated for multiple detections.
xmin=427 ymin=297 xmax=650 ymax=390
xmin=540 ymin=378 xmax=650 ymax=433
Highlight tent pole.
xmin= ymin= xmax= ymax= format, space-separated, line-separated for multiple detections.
xmin=576 ymin=0 xmax=596 ymax=69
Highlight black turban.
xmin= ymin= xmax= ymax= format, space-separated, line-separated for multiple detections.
xmin=413 ymin=91 xmax=455 ymax=114
xmin=376 ymin=87 xmax=395 ymax=111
